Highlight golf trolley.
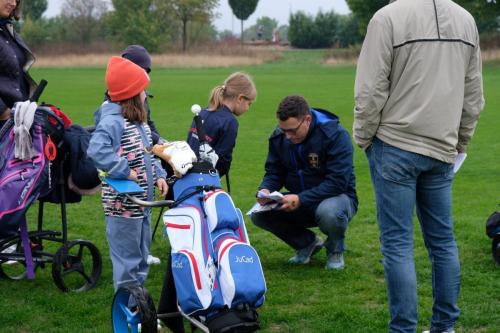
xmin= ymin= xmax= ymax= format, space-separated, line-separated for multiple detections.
xmin=0 ymin=80 xmax=102 ymax=292
xmin=110 ymin=105 xmax=266 ymax=333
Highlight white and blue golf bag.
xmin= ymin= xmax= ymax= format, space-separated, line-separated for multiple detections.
xmin=163 ymin=165 xmax=266 ymax=331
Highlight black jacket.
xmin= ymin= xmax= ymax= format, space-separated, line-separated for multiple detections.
xmin=187 ymin=105 xmax=238 ymax=176
xmin=260 ymin=108 xmax=358 ymax=210
xmin=0 ymin=22 xmax=36 ymax=112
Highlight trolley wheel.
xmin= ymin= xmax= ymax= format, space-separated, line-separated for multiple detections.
xmin=112 ymin=285 xmax=158 ymax=333
xmin=52 ymin=239 xmax=102 ymax=292
xmin=0 ymin=239 xmax=30 ymax=280
xmin=492 ymin=234 xmax=500 ymax=265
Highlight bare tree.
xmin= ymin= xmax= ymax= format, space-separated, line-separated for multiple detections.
xmin=167 ymin=0 xmax=218 ymax=52
xmin=62 ymin=0 xmax=108 ymax=44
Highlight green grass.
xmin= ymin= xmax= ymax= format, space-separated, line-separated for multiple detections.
xmin=1 ymin=50 xmax=499 ymax=332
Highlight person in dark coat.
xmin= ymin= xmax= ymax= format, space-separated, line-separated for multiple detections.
xmin=251 ymin=95 xmax=358 ymax=270
xmin=0 ymin=0 xmax=37 ymax=130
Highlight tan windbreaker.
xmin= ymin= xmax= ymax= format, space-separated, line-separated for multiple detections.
xmin=353 ymin=0 xmax=484 ymax=163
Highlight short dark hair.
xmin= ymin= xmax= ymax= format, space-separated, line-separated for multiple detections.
xmin=276 ymin=95 xmax=310 ymax=121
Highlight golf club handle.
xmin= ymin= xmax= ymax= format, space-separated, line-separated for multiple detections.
xmin=194 ymin=115 xmax=207 ymax=144
xmin=30 ymin=79 xmax=48 ymax=102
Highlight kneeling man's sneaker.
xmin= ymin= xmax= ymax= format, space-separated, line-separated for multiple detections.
xmin=422 ymin=329 xmax=455 ymax=333
xmin=288 ymin=235 xmax=323 ymax=264
xmin=325 ymin=252 xmax=344 ymax=270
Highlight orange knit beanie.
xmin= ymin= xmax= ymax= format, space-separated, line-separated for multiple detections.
xmin=105 ymin=56 xmax=150 ymax=102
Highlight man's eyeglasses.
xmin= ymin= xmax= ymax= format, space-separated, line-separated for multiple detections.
xmin=279 ymin=117 xmax=306 ymax=135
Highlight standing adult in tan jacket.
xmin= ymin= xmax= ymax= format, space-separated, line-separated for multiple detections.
xmin=353 ymin=0 xmax=484 ymax=332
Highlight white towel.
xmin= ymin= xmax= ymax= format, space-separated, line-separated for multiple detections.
xmin=13 ymin=100 xmax=38 ymax=160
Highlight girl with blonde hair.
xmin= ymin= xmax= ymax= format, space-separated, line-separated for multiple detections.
xmin=187 ymin=72 xmax=257 ymax=176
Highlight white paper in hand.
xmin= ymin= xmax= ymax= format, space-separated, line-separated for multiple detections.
xmin=453 ymin=153 xmax=467 ymax=173
xmin=246 ymin=202 xmax=281 ymax=215
xmin=257 ymin=190 xmax=283 ymax=201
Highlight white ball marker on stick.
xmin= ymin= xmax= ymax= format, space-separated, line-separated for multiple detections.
xmin=191 ymin=104 xmax=202 ymax=115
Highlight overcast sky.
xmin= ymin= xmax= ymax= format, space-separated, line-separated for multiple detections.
xmin=45 ymin=0 xmax=351 ymax=32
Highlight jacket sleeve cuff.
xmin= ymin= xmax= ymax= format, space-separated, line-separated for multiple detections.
xmin=153 ymin=159 xmax=167 ymax=180
xmin=107 ymin=158 xmax=130 ymax=179
xmin=353 ymin=135 xmax=372 ymax=149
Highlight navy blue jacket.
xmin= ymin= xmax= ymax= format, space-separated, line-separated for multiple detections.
xmin=260 ymin=108 xmax=358 ymax=210
xmin=0 ymin=22 xmax=36 ymax=113
xmin=187 ymin=105 xmax=238 ymax=176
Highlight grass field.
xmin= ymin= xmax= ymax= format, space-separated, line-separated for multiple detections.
xmin=1 ymin=50 xmax=499 ymax=333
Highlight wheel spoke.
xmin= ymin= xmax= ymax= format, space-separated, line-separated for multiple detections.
xmin=61 ymin=265 xmax=78 ymax=276
xmin=77 ymin=244 xmax=84 ymax=261
xmin=78 ymin=269 xmax=92 ymax=283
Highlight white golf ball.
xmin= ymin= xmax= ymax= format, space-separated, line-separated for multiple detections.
xmin=191 ymin=104 xmax=201 ymax=114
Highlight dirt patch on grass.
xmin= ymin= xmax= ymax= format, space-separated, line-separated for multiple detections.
xmin=34 ymin=49 xmax=282 ymax=68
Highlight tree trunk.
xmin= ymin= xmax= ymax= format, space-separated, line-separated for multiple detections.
xmin=182 ymin=19 xmax=188 ymax=52
xmin=240 ymin=19 xmax=244 ymax=45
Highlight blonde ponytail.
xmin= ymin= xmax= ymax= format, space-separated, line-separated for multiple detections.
xmin=208 ymin=85 xmax=226 ymax=111
xmin=207 ymin=72 xmax=257 ymax=111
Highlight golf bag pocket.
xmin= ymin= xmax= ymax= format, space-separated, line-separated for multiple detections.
xmin=164 ymin=207 xmax=197 ymax=253
xmin=204 ymin=190 xmax=241 ymax=233
xmin=171 ymin=249 xmax=213 ymax=314
xmin=164 ymin=206 xmax=225 ymax=315
xmin=0 ymin=123 xmax=47 ymax=238
xmin=216 ymin=239 xmax=266 ymax=309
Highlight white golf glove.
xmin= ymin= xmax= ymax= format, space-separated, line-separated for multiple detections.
xmin=13 ymin=100 xmax=38 ymax=160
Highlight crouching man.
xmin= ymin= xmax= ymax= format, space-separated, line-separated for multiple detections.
xmin=251 ymin=95 xmax=358 ymax=270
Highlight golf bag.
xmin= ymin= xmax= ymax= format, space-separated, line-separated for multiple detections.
xmin=164 ymin=164 xmax=266 ymax=329
xmin=0 ymin=103 xmax=66 ymax=239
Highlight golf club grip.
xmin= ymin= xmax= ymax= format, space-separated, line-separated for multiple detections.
xmin=30 ymin=79 xmax=48 ymax=102
xmin=194 ymin=115 xmax=207 ymax=143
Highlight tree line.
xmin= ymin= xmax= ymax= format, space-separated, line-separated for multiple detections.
xmin=20 ymin=0 xmax=500 ymax=53
xmin=346 ymin=0 xmax=500 ymax=34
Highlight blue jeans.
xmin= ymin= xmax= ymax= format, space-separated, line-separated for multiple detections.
xmin=251 ymin=194 xmax=356 ymax=254
xmin=367 ymin=138 xmax=460 ymax=333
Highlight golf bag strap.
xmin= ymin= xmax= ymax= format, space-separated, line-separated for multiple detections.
xmin=19 ymin=216 xmax=35 ymax=279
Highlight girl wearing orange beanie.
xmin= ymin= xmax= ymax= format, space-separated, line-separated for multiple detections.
xmin=88 ymin=56 xmax=168 ymax=292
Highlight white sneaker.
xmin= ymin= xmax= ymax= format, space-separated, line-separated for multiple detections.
xmin=147 ymin=254 xmax=161 ymax=265
xmin=423 ymin=330 xmax=455 ymax=333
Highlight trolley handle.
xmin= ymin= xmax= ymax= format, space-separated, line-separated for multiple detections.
xmin=30 ymin=79 xmax=48 ymax=103
xmin=125 ymin=195 xmax=176 ymax=208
